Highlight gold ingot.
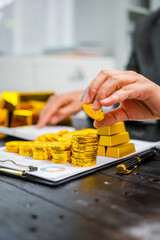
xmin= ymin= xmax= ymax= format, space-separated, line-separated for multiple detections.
xmin=72 ymin=134 xmax=98 ymax=144
xmin=0 ymin=109 xmax=9 ymax=139
xmin=34 ymin=133 xmax=61 ymax=142
xmin=97 ymin=122 xmax=126 ymax=136
xmin=106 ymin=142 xmax=136 ymax=158
xmin=1 ymin=92 xmax=20 ymax=111
xmin=97 ymin=146 xmax=106 ymax=156
xmin=50 ymin=150 xmax=71 ymax=163
xmin=72 ymin=151 xmax=97 ymax=159
xmin=10 ymin=110 xmax=32 ymax=127
xmin=49 ymin=150 xmax=70 ymax=159
xmin=70 ymin=157 xmax=96 ymax=167
xmin=5 ymin=141 xmax=26 ymax=153
xmin=99 ymin=132 xmax=130 ymax=147
xmin=57 ymin=129 xmax=69 ymax=136
xmin=32 ymin=143 xmax=48 ymax=160
xmin=19 ymin=142 xmax=34 ymax=157
xmin=72 ymin=143 xmax=98 ymax=152
xmin=79 ymin=128 xmax=97 ymax=135
xmin=47 ymin=142 xmax=70 ymax=152
xmin=83 ymin=104 xmax=104 ymax=121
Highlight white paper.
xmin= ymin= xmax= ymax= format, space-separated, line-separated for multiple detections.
xmin=0 ymin=125 xmax=75 ymax=141
xmin=0 ymin=139 xmax=157 ymax=183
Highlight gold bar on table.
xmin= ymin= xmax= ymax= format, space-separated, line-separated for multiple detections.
xmin=0 ymin=109 xmax=9 ymax=138
xmin=19 ymin=142 xmax=34 ymax=157
xmin=97 ymin=122 xmax=126 ymax=136
xmin=106 ymin=142 xmax=136 ymax=158
xmin=99 ymin=132 xmax=130 ymax=147
xmin=1 ymin=92 xmax=20 ymax=111
xmin=97 ymin=145 xmax=106 ymax=156
xmin=10 ymin=110 xmax=32 ymax=127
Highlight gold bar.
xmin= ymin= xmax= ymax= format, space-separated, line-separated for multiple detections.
xmin=97 ymin=145 xmax=106 ymax=156
xmin=32 ymin=143 xmax=49 ymax=160
xmin=97 ymin=122 xmax=126 ymax=136
xmin=1 ymin=92 xmax=20 ymax=111
xmin=10 ymin=110 xmax=32 ymax=127
xmin=19 ymin=142 xmax=34 ymax=157
xmin=106 ymin=142 xmax=136 ymax=158
xmin=0 ymin=109 xmax=9 ymax=139
xmin=99 ymin=132 xmax=130 ymax=147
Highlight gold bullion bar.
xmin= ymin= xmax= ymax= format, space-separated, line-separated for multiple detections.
xmin=10 ymin=110 xmax=32 ymax=127
xmin=99 ymin=132 xmax=130 ymax=147
xmin=97 ymin=122 xmax=126 ymax=136
xmin=97 ymin=145 xmax=106 ymax=156
xmin=5 ymin=141 xmax=26 ymax=153
xmin=0 ymin=109 xmax=9 ymax=139
xmin=106 ymin=142 xmax=136 ymax=158
xmin=19 ymin=142 xmax=34 ymax=157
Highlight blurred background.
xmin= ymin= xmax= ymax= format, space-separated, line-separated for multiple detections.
xmin=0 ymin=0 xmax=160 ymax=93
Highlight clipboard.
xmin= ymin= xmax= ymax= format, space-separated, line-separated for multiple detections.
xmin=0 ymin=139 xmax=157 ymax=186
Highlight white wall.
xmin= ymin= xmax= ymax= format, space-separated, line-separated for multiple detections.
xmin=0 ymin=56 xmax=115 ymax=93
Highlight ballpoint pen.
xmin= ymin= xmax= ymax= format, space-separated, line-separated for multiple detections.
xmin=116 ymin=148 xmax=156 ymax=174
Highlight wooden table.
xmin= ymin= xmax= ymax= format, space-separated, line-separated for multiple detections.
xmin=0 ymin=119 xmax=160 ymax=240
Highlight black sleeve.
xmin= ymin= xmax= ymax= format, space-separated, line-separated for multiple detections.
xmin=126 ymin=25 xmax=140 ymax=73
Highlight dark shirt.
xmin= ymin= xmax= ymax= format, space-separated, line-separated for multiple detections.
xmin=126 ymin=9 xmax=160 ymax=85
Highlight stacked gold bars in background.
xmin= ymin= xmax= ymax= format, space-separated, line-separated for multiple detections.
xmin=97 ymin=122 xmax=135 ymax=158
xmin=0 ymin=92 xmax=54 ymax=130
xmin=0 ymin=91 xmax=72 ymax=139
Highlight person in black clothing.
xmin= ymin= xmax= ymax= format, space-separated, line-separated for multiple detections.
xmin=37 ymin=9 xmax=160 ymax=128
xmin=126 ymin=8 xmax=160 ymax=85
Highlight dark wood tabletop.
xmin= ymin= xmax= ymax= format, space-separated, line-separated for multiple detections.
xmin=0 ymin=118 xmax=160 ymax=240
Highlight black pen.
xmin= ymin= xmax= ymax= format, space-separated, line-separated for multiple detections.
xmin=116 ymin=148 xmax=156 ymax=174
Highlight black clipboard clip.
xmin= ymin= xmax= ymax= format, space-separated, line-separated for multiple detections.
xmin=0 ymin=159 xmax=38 ymax=176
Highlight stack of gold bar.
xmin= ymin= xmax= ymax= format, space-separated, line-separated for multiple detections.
xmin=0 ymin=109 xmax=9 ymax=139
xmin=71 ymin=134 xmax=98 ymax=167
xmin=32 ymin=142 xmax=49 ymax=160
xmin=19 ymin=142 xmax=34 ymax=157
xmin=97 ymin=122 xmax=135 ymax=158
xmin=4 ymin=128 xmax=99 ymax=167
xmin=5 ymin=141 xmax=27 ymax=153
xmin=10 ymin=110 xmax=32 ymax=127
xmin=47 ymin=142 xmax=71 ymax=164
xmin=34 ymin=133 xmax=61 ymax=142
xmin=0 ymin=91 xmax=54 ymax=129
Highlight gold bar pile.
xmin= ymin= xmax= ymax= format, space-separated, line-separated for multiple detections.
xmin=70 ymin=134 xmax=98 ymax=167
xmin=97 ymin=122 xmax=135 ymax=158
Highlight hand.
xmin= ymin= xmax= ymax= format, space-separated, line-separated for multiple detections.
xmin=80 ymin=70 xmax=160 ymax=128
xmin=37 ymin=91 xmax=83 ymax=128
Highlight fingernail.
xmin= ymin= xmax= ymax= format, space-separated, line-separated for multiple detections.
xmin=51 ymin=116 xmax=59 ymax=125
xmin=37 ymin=122 xmax=42 ymax=128
xmin=92 ymin=99 xmax=98 ymax=110
xmin=83 ymin=94 xmax=90 ymax=103
xmin=101 ymin=98 xmax=109 ymax=104
xmin=92 ymin=99 xmax=101 ymax=110
xmin=79 ymin=92 xmax=86 ymax=101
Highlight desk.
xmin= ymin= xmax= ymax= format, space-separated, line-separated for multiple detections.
xmin=0 ymin=119 xmax=160 ymax=240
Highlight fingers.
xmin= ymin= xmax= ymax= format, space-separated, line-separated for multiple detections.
xmin=80 ymin=70 xmax=122 ymax=105
xmin=81 ymin=70 xmax=139 ymax=110
xmin=37 ymin=95 xmax=70 ymax=128
xmin=48 ymin=102 xmax=83 ymax=125
xmin=94 ymin=107 xmax=128 ymax=128
xmin=37 ymin=91 xmax=83 ymax=128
